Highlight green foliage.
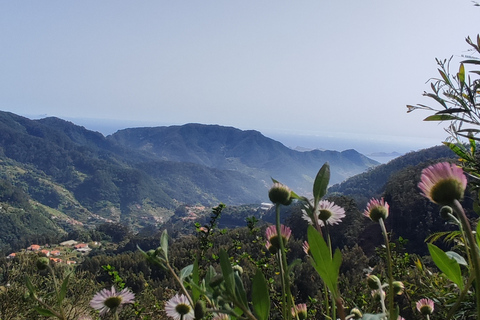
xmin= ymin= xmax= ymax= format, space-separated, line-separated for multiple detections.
xmin=307 ymin=225 xmax=342 ymax=298
xmin=252 ymin=269 xmax=270 ymax=320
xmin=428 ymin=243 xmax=464 ymax=289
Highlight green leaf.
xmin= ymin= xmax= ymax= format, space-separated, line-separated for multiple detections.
xmin=307 ymin=225 xmax=340 ymax=297
xmin=205 ymin=265 xmax=217 ymax=289
xmin=192 ymin=258 xmax=201 ymax=303
xmin=435 ymin=108 xmax=469 ymax=114
xmin=25 ymin=276 xmax=35 ymax=295
xmin=458 ymin=63 xmax=465 ymax=86
xmin=445 ymin=251 xmax=468 ymax=266
xmin=313 ymin=163 xmax=330 ymax=207
xmin=234 ymin=272 xmax=248 ymax=309
xmin=424 ymin=92 xmax=447 ymax=108
xmin=461 ymin=59 xmax=480 ymax=65
xmin=219 ymin=249 xmax=235 ymax=298
xmin=424 ymin=114 xmax=463 ymax=121
xmin=160 ymin=229 xmax=169 ymax=261
xmin=58 ymin=272 xmax=71 ymax=304
xmin=34 ymin=307 xmax=57 ymax=317
xmin=428 ymin=243 xmax=464 ymax=289
xmin=361 ymin=314 xmax=385 ymax=320
xmin=476 ymin=222 xmax=480 ymax=248
xmin=252 ymin=269 xmax=270 ymax=320
xmin=180 ymin=264 xmax=193 ymax=282
xmin=443 ymin=142 xmax=471 ymax=161
xmin=470 ymin=136 xmax=477 ymax=156
xmin=438 ymin=69 xmax=451 ymax=85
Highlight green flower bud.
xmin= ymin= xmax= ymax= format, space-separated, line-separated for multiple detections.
xmin=440 ymin=205 xmax=453 ymax=220
xmin=36 ymin=257 xmax=50 ymax=270
xmin=350 ymin=308 xmax=363 ymax=319
xmin=367 ymin=274 xmax=381 ymax=290
xmin=194 ymin=300 xmax=206 ymax=319
xmin=268 ymin=182 xmax=292 ymax=206
xmin=232 ymin=265 xmax=243 ymax=275
xmin=392 ymin=281 xmax=404 ymax=295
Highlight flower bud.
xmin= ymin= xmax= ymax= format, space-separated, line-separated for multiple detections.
xmin=440 ymin=205 xmax=453 ymax=220
xmin=194 ymin=300 xmax=206 ymax=319
xmin=392 ymin=281 xmax=404 ymax=295
xmin=268 ymin=182 xmax=292 ymax=206
xmin=367 ymin=274 xmax=381 ymax=290
xmin=350 ymin=308 xmax=363 ymax=319
xmin=232 ymin=265 xmax=243 ymax=275
xmin=36 ymin=257 xmax=50 ymax=270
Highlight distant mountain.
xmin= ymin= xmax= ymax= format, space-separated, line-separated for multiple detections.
xmin=0 ymin=111 xmax=381 ymax=250
xmin=108 ymin=124 xmax=379 ymax=193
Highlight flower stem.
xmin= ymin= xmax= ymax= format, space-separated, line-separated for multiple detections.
xmin=379 ymin=218 xmax=394 ymax=320
xmin=48 ymin=265 xmax=66 ymax=320
xmin=451 ymin=199 xmax=480 ymax=319
xmin=275 ymin=204 xmax=293 ymax=320
xmin=166 ymin=261 xmax=194 ymax=308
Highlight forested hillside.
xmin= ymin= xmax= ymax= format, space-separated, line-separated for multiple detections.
xmin=0 ymin=111 xmax=380 ymax=252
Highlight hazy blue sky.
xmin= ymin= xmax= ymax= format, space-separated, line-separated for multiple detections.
xmin=1 ymin=1 xmax=479 ymax=153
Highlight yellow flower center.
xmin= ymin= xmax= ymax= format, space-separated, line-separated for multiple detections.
xmin=104 ymin=296 xmax=122 ymax=309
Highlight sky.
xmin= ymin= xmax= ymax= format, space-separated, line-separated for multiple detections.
xmin=1 ymin=1 xmax=479 ymax=155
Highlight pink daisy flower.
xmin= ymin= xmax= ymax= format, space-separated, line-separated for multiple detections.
xmin=302 ymin=200 xmax=345 ymax=226
xmin=165 ymin=294 xmax=194 ymax=320
xmin=418 ymin=162 xmax=467 ymax=205
xmin=416 ymin=298 xmax=434 ymax=315
xmin=364 ymin=198 xmax=389 ymax=222
xmin=291 ymin=303 xmax=307 ymax=320
xmin=90 ymin=286 xmax=135 ymax=316
xmin=265 ymin=224 xmax=291 ymax=254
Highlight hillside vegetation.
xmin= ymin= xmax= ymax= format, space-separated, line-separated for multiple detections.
xmin=0 ymin=111 xmax=381 ymax=251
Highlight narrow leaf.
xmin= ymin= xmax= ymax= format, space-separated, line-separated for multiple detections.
xmin=428 ymin=243 xmax=464 ymax=289
xmin=424 ymin=114 xmax=463 ymax=121
xmin=192 ymin=257 xmax=201 ymax=302
xmin=424 ymin=92 xmax=447 ymax=108
xmin=234 ymin=272 xmax=248 ymax=309
xmin=443 ymin=142 xmax=470 ymax=160
xmin=461 ymin=59 xmax=480 ymax=65
xmin=476 ymin=222 xmax=480 ymax=248
xmin=313 ymin=163 xmax=330 ymax=206
xmin=34 ymin=308 xmax=57 ymax=317
xmin=160 ymin=229 xmax=169 ymax=261
xmin=435 ymin=108 xmax=469 ymax=114
xmin=361 ymin=314 xmax=385 ymax=320
xmin=252 ymin=269 xmax=270 ymax=320
xmin=438 ymin=69 xmax=451 ymax=85
xmin=58 ymin=272 xmax=71 ymax=304
xmin=25 ymin=276 xmax=35 ymax=295
xmin=219 ymin=249 xmax=235 ymax=298
xmin=458 ymin=63 xmax=465 ymax=86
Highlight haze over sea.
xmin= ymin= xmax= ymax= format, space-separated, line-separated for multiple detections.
xmin=57 ymin=116 xmax=443 ymax=164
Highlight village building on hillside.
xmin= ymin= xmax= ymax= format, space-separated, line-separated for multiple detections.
xmin=50 ymin=250 xmax=61 ymax=256
xmin=60 ymin=240 xmax=78 ymax=247
xmin=27 ymin=244 xmax=41 ymax=251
